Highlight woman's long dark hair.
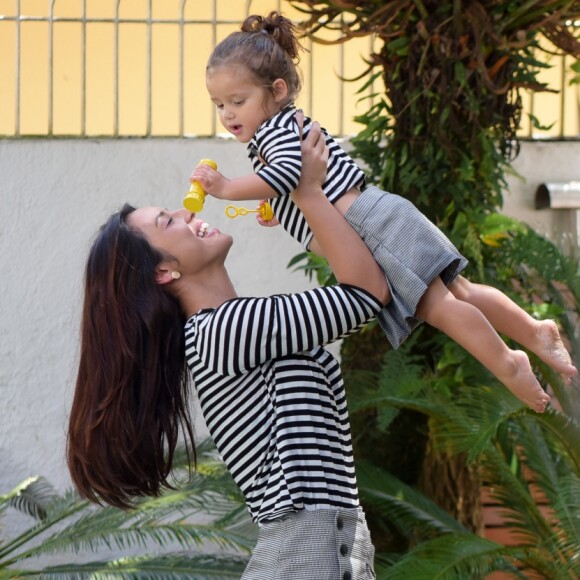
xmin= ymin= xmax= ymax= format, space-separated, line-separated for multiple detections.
xmin=67 ymin=204 xmax=195 ymax=509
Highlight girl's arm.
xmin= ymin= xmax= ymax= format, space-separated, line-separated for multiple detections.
xmin=191 ymin=124 xmax=301 ymax=202
xmin=293 ymin=121 xmax=390 ymax=305
xmin=189 ymin=166 xmax=277 ymax=202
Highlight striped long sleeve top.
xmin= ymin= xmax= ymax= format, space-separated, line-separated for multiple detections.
xmin=184 ymin=284 xmax=382 ymax=523
xmin=248 ymin=106 xmax=366 ymax=250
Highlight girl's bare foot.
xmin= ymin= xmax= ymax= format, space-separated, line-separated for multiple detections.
xmin=499 ymin=350 xmax=550 ymax=412
xmin=531 ymin=320 xmax=577 ymax=384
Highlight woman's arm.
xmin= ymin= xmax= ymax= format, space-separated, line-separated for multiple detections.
xmin=293 ymin=121 xmax=390 ymax=305
xmin=192 ymin=286 xmax=383 ymax=375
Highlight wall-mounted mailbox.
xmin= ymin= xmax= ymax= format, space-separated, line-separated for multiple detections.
xmin=535 ymin=182 xmax=580 ymax=209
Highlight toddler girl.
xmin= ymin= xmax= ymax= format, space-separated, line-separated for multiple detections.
xmin=191 ymin=11 xmax=577 ymax=412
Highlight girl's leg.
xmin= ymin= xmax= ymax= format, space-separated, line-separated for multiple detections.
xmin=416 ymin=277 xmax=550 ymax=412
xmin=448 ymin=276 xmax=577 ymax=383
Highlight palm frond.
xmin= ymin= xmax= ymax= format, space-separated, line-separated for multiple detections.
xmin=169 ymin=439 xmax=224 ymax=475
xmin=426 ymin=382 xmax=526 ymax=462
xmin=346 ymin=361 xmax=439 ymax=437
xmin=551 ymin=474 xmax=580 ymax=575
xmin=0 ymin=490 xmax=88 ymax=564
xmin=7 ymin=553 xmax=249 ymax=579
xmin=356 ymin=461 xmax=468 ymax=538
xmin=3 ymin=472 xmax=254 ymax=563
xmin=0 ymin=439 xmax=255 ymax=576
xmin=130 ymin=479 xmax=244 ymax=523
xmin=0 ymin=477 xmax=59 ymax=521
xmin=383 ymin=533 xmax=535 ymax=580
xmin=510 ymin=417 xmax=580 ymax=562
xmin=531 ymin=409 xmax=580 ymax=476
xmin=19 ymin=519 xmax=254 ymax=562
xmin=479 ymin=444 xmax=555 ymax=540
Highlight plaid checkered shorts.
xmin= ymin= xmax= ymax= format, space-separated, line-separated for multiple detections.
xmin=241 ymin=507 xmax=376 ymax=580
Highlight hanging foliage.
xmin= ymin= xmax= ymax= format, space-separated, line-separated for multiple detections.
xmin=290 ymin=1 xmax=580 ymax=264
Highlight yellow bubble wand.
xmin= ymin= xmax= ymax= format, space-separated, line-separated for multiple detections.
xmin=224 ymin=202 xmax=275 ymax=221
xmin=183 ymin=159 xmax=217 ymax=213
xmin=183 ymin=158 xmax=275 ymax=221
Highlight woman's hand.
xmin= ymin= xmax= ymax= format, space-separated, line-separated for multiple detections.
xmin=292 ymin=114 xmax=329 ymax=205
xmin=290 ymin=112 xmax=389 ymax=305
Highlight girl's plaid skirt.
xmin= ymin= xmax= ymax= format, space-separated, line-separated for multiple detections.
xmin=345 ymin=185 xmax=469 ymax=348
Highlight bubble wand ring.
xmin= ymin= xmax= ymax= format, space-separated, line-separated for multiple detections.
xmin=225 ymin=202 xmax=274 ymax=221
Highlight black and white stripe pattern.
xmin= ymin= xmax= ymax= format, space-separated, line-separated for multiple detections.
xmin=184 ymin=284 xmax=381 ymax=523
xmin=248 ymin=106 xmax=366 ymax=250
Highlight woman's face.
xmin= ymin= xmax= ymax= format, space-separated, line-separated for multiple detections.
xmin=127 ymin=207 xmax=232 ymax=275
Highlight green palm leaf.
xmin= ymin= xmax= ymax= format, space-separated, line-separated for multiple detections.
xmin=0 ymin=440 xmax=255 ymax=576
xmin=4 ymin=553 xmax=248 ymax=579
xmin=383 ymin=533 xmax=539 ymax=580
xmin=14 ymin=520 xmax=254 ymax=562
xmin=356 ymin=461 xmax=468 ymax=538
xmin=0 ymin=477 xmax=59 ymax=521
xmin=551 ymin=474 xmax=580 ymax=576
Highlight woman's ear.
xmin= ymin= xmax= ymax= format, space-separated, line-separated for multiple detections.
xmin=272 ymin=79 xmax=289 ymax=104
xmin=154 ymin=264 xmax=174 ymax=286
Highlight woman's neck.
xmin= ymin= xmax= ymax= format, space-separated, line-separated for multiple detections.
xmin=178 ymin=269 xmax=237 ymax=318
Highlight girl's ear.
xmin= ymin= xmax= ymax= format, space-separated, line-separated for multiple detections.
xmin=272 ymin=79 xmax=289 ymax=103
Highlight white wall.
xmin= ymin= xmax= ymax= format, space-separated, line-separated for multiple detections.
xmin=0 ymin=138 xmax=319 ymax=503
xmin=0 ymin=137 xmax=578 ymax=513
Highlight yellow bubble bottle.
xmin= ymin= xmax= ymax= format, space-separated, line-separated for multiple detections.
xmin=225 ymin=202 xmax=274 ymax=221
xmin=183 ymin=159 xmax=217 ymax=212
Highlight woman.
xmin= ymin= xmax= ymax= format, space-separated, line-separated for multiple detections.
xmin=67 ymin=120 xmax=389 ymax=579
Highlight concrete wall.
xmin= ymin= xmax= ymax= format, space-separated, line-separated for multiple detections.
xmin=0 ymin=137 xmax=578 ymax=524
xmin=502 ymin=140 xmax=580 ymax=253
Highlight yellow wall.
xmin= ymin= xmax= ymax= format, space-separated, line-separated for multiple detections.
xmin=0 ymin=0 xmax=577 ymax=138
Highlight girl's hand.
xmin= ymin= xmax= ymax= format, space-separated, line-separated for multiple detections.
xmin=256 ymin=200 xmax=280 ymax=227
xmin=189 ymin=165 xmax=230 ymax=199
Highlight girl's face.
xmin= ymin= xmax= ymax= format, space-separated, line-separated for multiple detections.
xmin=127 ymin=207 xmax=232 ymax=277
xmin=206 ymin=64 xmax=286 ymax=143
